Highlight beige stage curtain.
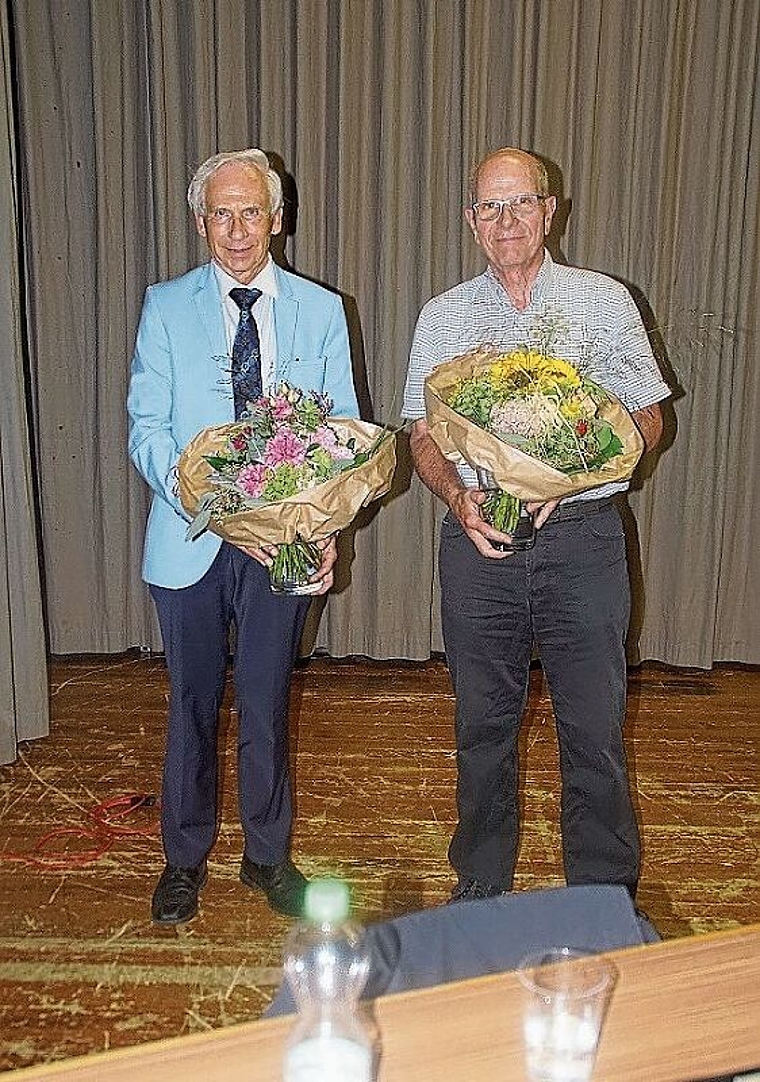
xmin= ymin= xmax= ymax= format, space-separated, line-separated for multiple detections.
xmin=0 ymin=1 xmax=48 ymax=764
xmin=9 ymin=0 xmax=760 ymax=667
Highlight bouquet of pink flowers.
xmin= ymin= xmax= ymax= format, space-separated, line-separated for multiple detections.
xmin=178 ymin=383 xmax=396 ymax=593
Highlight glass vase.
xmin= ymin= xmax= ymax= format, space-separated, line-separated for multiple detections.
xmin=475 ymin=468 xmax=536 ymax=551
xmin=269 ymin=539 xmax=324 ymax=596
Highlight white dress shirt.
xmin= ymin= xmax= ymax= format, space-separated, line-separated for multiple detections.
xmin=213 ymin=257 xmax=279 ymax=393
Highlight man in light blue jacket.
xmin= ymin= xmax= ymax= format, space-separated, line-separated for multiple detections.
xmin=128 ymin=148 xmax=358 ymax=924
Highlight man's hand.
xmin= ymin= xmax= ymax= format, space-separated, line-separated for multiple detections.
xmin=411 ymin=418 xmax=535 ymax=559
xmin=461 ymin=494 xmax=561 ymax=554
xmin=450 ymin=487 xmax=516 ymax=558
xmin=409 ymin=420 xmax=566 ymax=556
xmin=239 ymin=535 xmax=338 ymax=595
xmin=308 ymin=535 xmax=338 ymax=595
xmin=631 ymin=403 xmax=664 ymax=452
xmin=526 ymin=497 xmax=561 ymax=529
xmin=240 ymin=541 xmax=278 ymax=566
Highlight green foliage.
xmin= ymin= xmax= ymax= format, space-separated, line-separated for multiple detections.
xmin=447 ymin=377 xmax=499 ymax=426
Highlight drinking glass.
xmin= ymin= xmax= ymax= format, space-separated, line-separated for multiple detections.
xmin=517 ymin=948 xmax=616 ymax=1082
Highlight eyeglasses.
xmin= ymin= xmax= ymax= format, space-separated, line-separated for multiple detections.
xmin=470 ymin=193 xmax=548 ymax=222
xmin=206 ymin=206 xmax=268 ymax=225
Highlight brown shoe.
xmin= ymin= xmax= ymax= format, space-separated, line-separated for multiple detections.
xmin=240 ymin=855 xmax=308 ymax=917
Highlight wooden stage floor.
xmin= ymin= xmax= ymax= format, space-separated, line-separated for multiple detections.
xmin=0 ymin=654 xmax=758 ymax=1070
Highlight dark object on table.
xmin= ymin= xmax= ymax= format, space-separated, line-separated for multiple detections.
xmin=266 ymin=883 xmax=658 ymax=1017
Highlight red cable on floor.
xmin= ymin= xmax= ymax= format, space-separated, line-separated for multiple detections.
xmin=0 ymin=792 xmax=158 ymax=869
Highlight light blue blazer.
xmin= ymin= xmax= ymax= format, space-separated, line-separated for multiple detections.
xmin=127 ymin=261 xmax=359 ymax=588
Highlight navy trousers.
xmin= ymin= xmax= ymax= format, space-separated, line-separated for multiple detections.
xmin=439 ymin=501 xmax=640 ymax=895
xmin=150 ymin=543 xmax=311 ymax=867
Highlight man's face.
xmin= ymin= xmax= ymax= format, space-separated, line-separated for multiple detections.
xmin=195 ymin=161 xmax=282 ymax=284
xmin=465 ymin=153 xmax=556 ymax=278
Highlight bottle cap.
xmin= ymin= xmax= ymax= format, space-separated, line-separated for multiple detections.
xmin=304 ymin=878 xmax=351 ymax=924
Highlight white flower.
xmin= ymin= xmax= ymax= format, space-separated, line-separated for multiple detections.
xmin=489 ymin=395 xmax=561 ymax=439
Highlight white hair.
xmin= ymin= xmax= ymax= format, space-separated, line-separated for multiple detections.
xmin=187 ymin=148 xmax=283 ymax=216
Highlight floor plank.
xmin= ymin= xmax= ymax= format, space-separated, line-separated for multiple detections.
xmin=0 ymin=655 xmax=758 ymax=1069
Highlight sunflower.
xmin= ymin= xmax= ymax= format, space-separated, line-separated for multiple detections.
xmin=486 ymin=350 xmax=582 ymax=397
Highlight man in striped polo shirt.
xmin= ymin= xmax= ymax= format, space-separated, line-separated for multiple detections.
xmin=402 ymin=147 xmax=670 ymax=904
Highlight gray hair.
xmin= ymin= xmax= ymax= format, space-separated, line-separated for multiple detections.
xmin=187 ymin=148 xmax=284 ymax=216
xmin=468 ymin=148 xmax=549 ymax=205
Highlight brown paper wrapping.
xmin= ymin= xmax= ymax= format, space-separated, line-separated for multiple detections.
xmin=178 ymin=418 xmax=397 ymax=547
xmin=424 ymin=350 xmax=644 ymax=501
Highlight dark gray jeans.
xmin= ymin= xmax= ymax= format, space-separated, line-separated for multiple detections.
xmin=439 ymin=501 xmax=640 ymax=895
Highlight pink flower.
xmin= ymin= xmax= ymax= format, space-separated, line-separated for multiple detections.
xmin=271 ymin=395 xmax=294 ymax=422
xmin=230 ymin=426 xmax=252 ymax=452
xmin=236 ymin=463 xmax=268 ymax=498
xmin=313 ymin=425 xmax=354 ymax=460
xmin=263 ymin=428 xmax=307 ymax=467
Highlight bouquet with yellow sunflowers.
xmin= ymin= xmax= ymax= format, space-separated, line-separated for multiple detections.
xmin=424 ymin=346 xmax=644 ymax=536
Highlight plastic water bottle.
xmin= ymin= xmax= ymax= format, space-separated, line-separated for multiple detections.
xmin=282 ymin=878 xmax=374 ymax=1082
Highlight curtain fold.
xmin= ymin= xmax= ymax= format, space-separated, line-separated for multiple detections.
xmin=627 ymin=0 xmax=760 ymax=665
xmin=0 ymin=0 xmax=48 ymax=765
xmin=9 ymin=0 xmax=759 ymax=666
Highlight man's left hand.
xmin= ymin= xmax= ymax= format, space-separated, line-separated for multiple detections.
xmin=526 ymin=498 xmax=561 ymax=528
xmin=308 ymin=535 xmax=338 ymax=595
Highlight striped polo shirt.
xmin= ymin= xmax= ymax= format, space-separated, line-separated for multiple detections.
xmin=402 ymin=251 xmax=670 ymax=500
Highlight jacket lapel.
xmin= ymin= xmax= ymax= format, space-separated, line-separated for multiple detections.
xmin=189 ymin=263 xmax=234 ymax=418
xmin=272 ymin=265 xmax=299 ymax=383
xmin=192 ymin=264 xmax=227 ymax=357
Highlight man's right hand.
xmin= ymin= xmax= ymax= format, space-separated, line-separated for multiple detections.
xmin=410 ymin=419 xmax=517 ymax=559
xmin=450 ymin=487 xmax=516 ymax=558
xmin=239 ymin=542 xmax=278 ymax=566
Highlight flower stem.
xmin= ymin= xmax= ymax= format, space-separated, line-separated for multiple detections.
xmin=269 ymin=539 xmax=322 ymax=590
xmin=481 ymin=488 xmax=521 ymax=534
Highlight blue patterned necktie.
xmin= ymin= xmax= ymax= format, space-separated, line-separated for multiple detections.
xmin=229 ymin=287 xmax=263 ymax=419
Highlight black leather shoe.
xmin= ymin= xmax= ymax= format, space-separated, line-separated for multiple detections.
xmin=151 ymin=861 xmax=207 ymax=925
xmin=240 ymin=854 xmax=308 ymax=917
xmin=447 ymin=877 xmax=505 ymax=904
